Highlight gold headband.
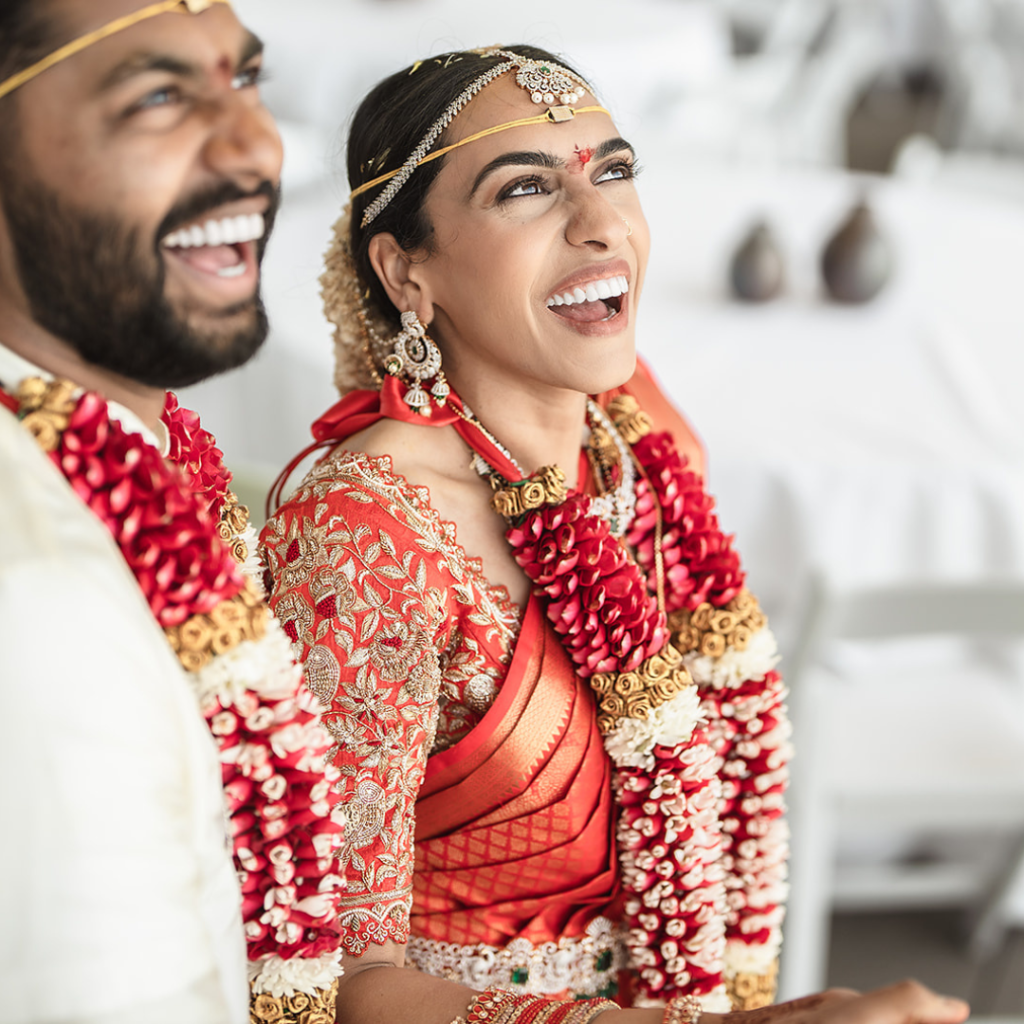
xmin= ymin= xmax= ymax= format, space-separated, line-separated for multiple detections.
xmin=0 ymin=0 xmax=232 ymax=102
xmin=352 ymin=49 xmax=606 ymax=228
xmin=350 ymin=104 xmax=610 ymax=200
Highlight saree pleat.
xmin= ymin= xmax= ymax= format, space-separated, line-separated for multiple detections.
xmin=413 ymin=598 xmax=619 ymax=946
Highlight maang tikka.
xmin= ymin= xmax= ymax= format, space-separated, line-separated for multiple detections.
xmin=384 ymin=311 xmax=450 ymax=414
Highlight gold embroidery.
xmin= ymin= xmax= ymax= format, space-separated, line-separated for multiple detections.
xmin=590 ymin=642 xmax=694 ymax=734
xmin=250 ymin=979 xmax=339 ymax=1023
xmin=166 ymin=581 xmax=268 ymax=672
xmin=669 ymin=589 xmax=766 ymax=660
xmin=263 ymin=451 xmax=521 ymax=955
xmin=726 ymin=961 xmax=778 ymax=1011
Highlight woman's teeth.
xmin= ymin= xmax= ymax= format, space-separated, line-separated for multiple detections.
xmin=161 ymin=212 xmax=265 ymax=250
xmin=545 ymin=275 xmax=629 ymax=308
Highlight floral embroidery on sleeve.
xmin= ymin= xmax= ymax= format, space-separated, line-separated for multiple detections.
xmin=261 ymin=451 xmax=519 ymax=955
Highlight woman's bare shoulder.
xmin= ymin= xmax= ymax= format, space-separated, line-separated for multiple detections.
xmin=343 ymin=418 xmax=475 ymax=492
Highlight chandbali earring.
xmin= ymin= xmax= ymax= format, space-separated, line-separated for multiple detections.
xmin=383 ymin=310 xmax=450 ymax=415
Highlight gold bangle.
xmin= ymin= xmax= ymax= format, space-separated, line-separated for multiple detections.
xmin=663 ymin=994 xmax=702 ymax=1024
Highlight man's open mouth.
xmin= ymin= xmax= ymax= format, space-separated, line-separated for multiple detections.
xmin=545 ymin=274 xmax=628 ymax=323
xmin=160 ymin=213 xmax=265 ymax=279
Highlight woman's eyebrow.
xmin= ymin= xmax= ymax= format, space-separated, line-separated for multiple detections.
xmin=470 ymin=150 xmax=561 ymax=196
xmin=469 ymin=136 xmax=637 ymax=196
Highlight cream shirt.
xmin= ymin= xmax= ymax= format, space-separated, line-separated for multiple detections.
xmin=0 ymin=345 xmax=248 ymax=1023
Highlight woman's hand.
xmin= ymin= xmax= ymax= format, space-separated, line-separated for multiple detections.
xmin=608 ymin=981 xmax=969 ymax=1024
xmin=711 ymin=982 xmax=969 ymax=1024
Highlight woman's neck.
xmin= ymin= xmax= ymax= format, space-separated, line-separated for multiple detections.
xmin=448 ymin=371 xmax=588 ymax=487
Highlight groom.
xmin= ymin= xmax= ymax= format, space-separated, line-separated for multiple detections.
xmin=0 ymin=2 xmax=342 ymax=1022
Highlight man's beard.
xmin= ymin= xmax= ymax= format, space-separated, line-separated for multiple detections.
xmin=0 ymin=170 xmax=280 ymax=389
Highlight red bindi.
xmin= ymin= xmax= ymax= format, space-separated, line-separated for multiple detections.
xmin=568 ymin=145 xmax=594 ymax=173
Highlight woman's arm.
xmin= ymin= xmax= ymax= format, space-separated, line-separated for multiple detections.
xmin=336 ymin=969 xmax=968 ymax=1024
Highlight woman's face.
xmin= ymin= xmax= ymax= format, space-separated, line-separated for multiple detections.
xmin=408 ymin=74 xmax=650 ymax=401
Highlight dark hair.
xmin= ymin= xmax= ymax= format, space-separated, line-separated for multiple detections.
xmin=347 ymin=45 xmax=590 ymax=326
xmin=0 ymin=0 xmax=57 ymax=144
xmin=0 ymin=0 xmax=53 ymax=93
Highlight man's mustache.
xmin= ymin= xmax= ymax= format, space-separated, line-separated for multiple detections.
xmin=156 ymin=180 xmax=281 ymax=249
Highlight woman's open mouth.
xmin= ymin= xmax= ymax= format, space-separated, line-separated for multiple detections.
xmin=545 ymin=274 xmax=628 ymax=323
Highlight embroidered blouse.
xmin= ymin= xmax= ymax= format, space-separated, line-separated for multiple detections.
xmin=262 ymin=447 xmax=522 ymax=953
xmin=262 ymin=363 xmax=710 ymax=958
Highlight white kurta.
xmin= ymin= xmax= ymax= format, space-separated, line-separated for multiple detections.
xmin=0 ymin=349 xmax=248 ymax=1023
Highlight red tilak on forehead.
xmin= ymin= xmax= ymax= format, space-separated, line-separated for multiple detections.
xmin=569 ymin=145 xmax=594 ymax=173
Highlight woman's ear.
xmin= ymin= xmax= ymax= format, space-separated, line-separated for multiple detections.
xmin=367 ymin=233 xmax=435 ymax=323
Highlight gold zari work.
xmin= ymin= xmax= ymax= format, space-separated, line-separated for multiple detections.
xmin=15 ymin=378 xmax=77 ymax=452
xmin=590 ymin=642 xmax=694 ymax=734
xmin=250 ymin=978 xmax=339 ymax=1024
xmin=727 ymin=961 xmax=778 ymax=1011
xmin=670 ymin=590 xmax=766 ymax=660
xmin=167 ymin=583 xmax=268 ymax=672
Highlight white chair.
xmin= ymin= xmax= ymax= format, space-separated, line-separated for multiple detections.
xmin=779 ymin=576 xmax=1024 ymax=999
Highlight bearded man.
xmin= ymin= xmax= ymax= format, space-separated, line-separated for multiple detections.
xmin=0 ymin=3 xmax=344 ymax=1022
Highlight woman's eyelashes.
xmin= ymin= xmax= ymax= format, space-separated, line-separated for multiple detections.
xmin=495 ymin=159 xmax=641 ymax=203
xmin=595 ymin=159 xmax=641 ymax=184
xmin=497 ymin=175 xmax=550 ymax=202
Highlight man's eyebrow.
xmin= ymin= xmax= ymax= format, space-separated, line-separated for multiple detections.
xmin=96 ymin=30 xmax=264 ymax=93
xmin=469 ymin=136 xmax=637 ymax=196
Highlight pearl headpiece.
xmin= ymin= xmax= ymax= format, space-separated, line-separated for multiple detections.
xmin=352 ymin=49 xmax=603 ymax=229
xmin=0 ymin=0 xmax=232 ymax=101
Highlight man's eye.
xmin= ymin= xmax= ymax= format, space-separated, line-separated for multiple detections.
xmin=136 ymin=86 xmax=180 ymax=111
xmin=232 ymin=65 xmax=267 ymax=90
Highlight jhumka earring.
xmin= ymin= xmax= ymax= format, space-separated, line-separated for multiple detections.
xmin=383 ymin=310 xmax=450 ymax=414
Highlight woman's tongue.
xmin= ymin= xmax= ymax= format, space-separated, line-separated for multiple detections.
xmin=551 ymin=298 xmax=612 ymax=323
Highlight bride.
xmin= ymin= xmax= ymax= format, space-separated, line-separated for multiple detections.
xmin=261 ymin=45 xmax=968 ymax=1024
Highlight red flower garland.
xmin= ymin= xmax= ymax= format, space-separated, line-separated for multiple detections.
xmin=627 ymin=431 xmax=745 ymax=615
xmin=503 ymin=419 xmax=784 ymax=1006
xmin=506 ymin=493 xmax=668 ymax=676
xmin=10 ymin=381 xmax=345 ymax=971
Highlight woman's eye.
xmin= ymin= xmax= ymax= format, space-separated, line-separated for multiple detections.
xmin=596 ymin=160 xmax=639 ymax=184
xmin=232 ymin=65 xmax=267 ymax=90
xmin=499 ymin=176 xmax=548 ymax=201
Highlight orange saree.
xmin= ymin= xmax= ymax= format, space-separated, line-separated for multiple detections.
xmin=414 ymin=596 xmax=619 ymax=956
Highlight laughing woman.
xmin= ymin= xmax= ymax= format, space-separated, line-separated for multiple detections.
xmin=261 ymin=46 xmax=967 ymax=1024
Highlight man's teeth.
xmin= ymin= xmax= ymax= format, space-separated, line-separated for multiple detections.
xmin=162 ymin=212 xmax=265 ymax=250
xmin=545 ymin=275 xmax=629 ymax=307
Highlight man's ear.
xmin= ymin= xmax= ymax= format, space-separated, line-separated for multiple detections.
xmin=367 ymin=232 xmax=435 ymax=323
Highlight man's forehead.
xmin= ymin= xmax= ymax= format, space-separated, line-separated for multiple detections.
xmin=50 ymin=0 xmax=231 ymax=38
xmin=1 ymin=0 xmax=246 ymax=101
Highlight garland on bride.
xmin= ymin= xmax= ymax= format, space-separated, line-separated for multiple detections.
xmin=487 ymin=394 xmax=790 ymax=1011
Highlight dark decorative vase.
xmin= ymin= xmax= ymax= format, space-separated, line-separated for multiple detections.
xmin=820 ymin=199 xmax=892 ymax=303
xmin=729 ymin=221 xmax=784 ymax=302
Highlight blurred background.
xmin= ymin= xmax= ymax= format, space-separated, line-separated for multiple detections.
xmin=181 ymin=0 xmax=1024 ymax=1011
